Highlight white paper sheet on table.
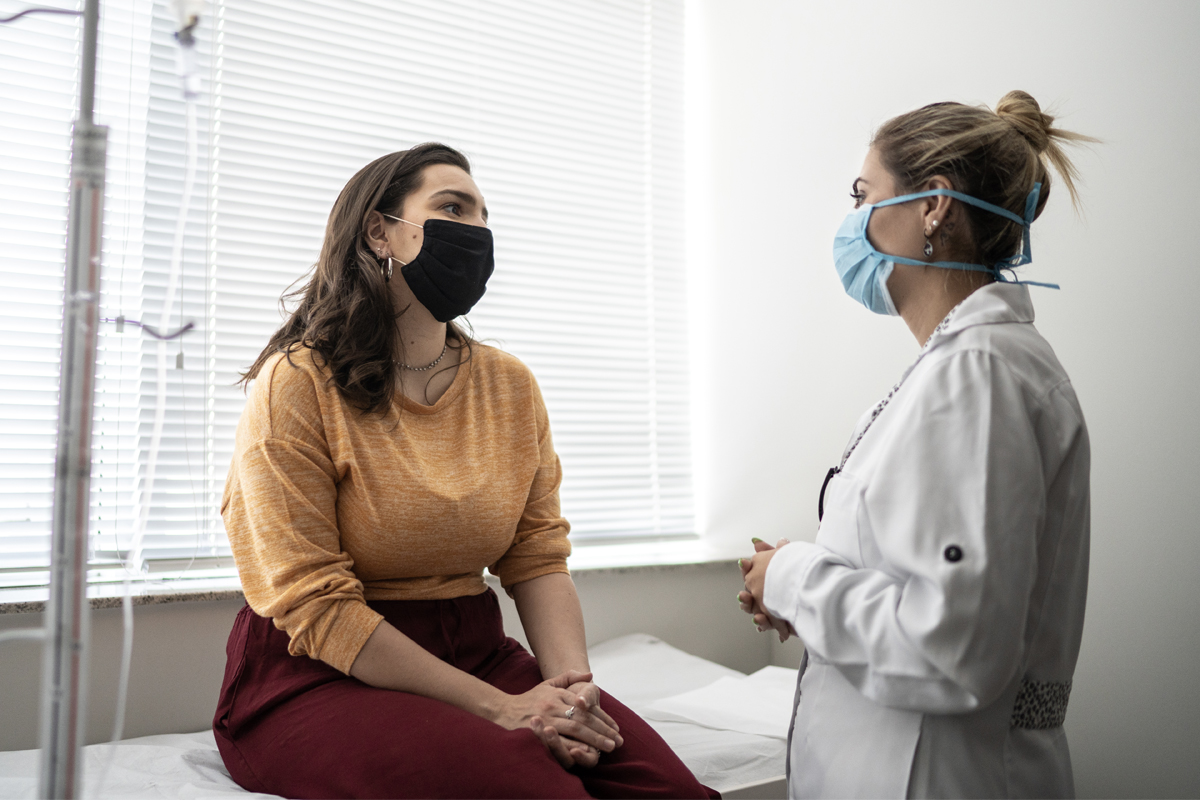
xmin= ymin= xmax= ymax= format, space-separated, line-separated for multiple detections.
xmin=587 ymin=634 xmax=789 ymax=793
xmin=642 ymin=665 xmax=799 ymax=739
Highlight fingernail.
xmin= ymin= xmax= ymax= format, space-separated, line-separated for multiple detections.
xmin=738 ymin=558 xmax=745 ymax=568
xmin=751 ymin=537 xmax=763 ymax=543
xmin=604 ymin=738 xmax=615 ymax=750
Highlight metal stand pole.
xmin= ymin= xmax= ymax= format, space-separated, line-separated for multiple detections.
xmin=39 ymin=0 xmax=106 ymax=795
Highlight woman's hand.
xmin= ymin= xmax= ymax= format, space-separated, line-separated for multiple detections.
xmin=738 ymin=538 xmax=797 ymax=642
xmin=552 ymin=680 xmax=621 ymax=767
xmin=508 ymin=574 xmax=624 ymax=767
xmin=565 ymin=679 xmax=620 ymax=736
xmin=494 ymin=670 xmax=623 ymax=769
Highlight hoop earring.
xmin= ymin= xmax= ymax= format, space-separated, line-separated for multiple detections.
xmin=374 ymin=247 xmax=393 ymax=282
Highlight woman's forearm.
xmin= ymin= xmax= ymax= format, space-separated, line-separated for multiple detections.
xmin=512 ymin=572 xmax=590 ymax=679
xmin=349 ymin=620 xmax=508 ymax=721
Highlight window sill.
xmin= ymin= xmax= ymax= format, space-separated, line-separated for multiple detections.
xmin=0 ymin=574 xmax=245 ymax=615
xmin=0 ymin=537 xmax=745 ymax=615
xmin=565 ymin=536 xmax=743 ymax=572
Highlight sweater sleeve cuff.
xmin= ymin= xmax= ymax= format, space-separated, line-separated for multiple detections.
xmin=763 ymin=541 xmax=822 ymax=625
xmin=314 ymin=601 xmax=385 ymax=675
xmin=498 ymin=559 xmax=570 ymax=597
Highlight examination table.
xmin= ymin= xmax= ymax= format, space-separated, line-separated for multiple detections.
xmin=0 ymin=634 xmax=792 ymax=799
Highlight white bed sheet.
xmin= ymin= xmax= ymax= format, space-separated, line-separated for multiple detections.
xmin=0 ymin=633 xmax=789 ymax=798
xmin=587 ymin=634 xmax=791 ymax=792
xmin=643 ymin=666 xmax=798 ymax=740
xmin=0 ymin=732 xmax=273 ymax=800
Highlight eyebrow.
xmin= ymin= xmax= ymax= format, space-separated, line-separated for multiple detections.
xmin=429 ymin=188 xmax=489 ymax=221
xmin=852 ymin=178 xmax=869 ymax=191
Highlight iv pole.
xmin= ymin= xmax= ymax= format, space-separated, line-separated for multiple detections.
xmin=40 ymin=0 xmax=105 ymax=795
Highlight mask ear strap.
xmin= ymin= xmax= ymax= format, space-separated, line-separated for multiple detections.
xmin=382 ymin=212 xmax=421 ymax=228
xmin=996 ymin=182 xmax=1058 ymax=288
xmin=868 ymin=185 xmax=1060 ymax=288
xmin=879 ymin=188 xmax=1028 ymax=226
xmin=992 ymin=182 xmax=1043 ymax=276
xmin=1014 ymin=182 xmax=1041 ymax=267
xmin=1024 ymin=182 xmax=1042 ymax=224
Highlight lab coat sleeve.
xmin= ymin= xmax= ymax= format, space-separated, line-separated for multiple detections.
xmin=764 ymin=349 xmax=1045 ymax=714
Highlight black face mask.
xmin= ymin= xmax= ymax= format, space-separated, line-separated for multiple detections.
xmin=387 ymin=216 xmax=494 ymax=322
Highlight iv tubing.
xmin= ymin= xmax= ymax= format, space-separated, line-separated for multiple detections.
xmin=93 ymin=29 xmax=201 ymax=798
xmin=92 ymin=73 xmax=200 ymax=800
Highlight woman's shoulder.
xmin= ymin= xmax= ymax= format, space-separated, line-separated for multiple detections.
xmin=468 ymin=343 xmax=551 ymax=414
xmin=915 ymin=322 xmax=1084 ymax=439
xmin=471 ymin=342 xmax=538 ymax=384
xmin=942 ymin=319 xmax=1070 ymax=398
xmin=937 ymin=284 xmax=1071 ymax=388
xmin=241 ymin=347 xmax=337 ymax=435
xmin=251 ymin=346 xmax=333 ymax=398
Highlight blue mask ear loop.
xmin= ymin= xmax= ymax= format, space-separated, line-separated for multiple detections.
xmin=871 ymin=183 xmax=1059 ymax=289
xmin=997 ymin=182 xmax=1058 ymax=289
xmin=993 ymin=183 xmax=1059 ymax=289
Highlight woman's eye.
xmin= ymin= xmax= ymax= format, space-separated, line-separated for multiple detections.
xmin=442 ymin=203 xmax=462 ymax=216
xmin=850 ymin=192 xmax=866 ymax=209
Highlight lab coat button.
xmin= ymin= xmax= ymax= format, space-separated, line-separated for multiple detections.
xmin=944 ymin=545 xmax=963 ymax=562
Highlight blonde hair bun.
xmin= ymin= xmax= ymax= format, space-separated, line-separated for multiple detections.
xmin=872 ymin=92 xmax=1099 ymax=266
xmin=995 ymin=90 xmax=1053 ymax=154
xmin=994 ymin=90 xmax=1099 ymax=211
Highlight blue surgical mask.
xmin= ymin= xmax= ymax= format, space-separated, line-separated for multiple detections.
xmin=832 ymin=184 xmax=1051 ymax=315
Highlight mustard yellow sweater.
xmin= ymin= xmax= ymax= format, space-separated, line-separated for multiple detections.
xmin=221 ymin=344 xmax=571 ymax=674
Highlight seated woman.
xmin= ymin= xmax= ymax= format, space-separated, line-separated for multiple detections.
xmin=214 ymin=142 xmax=716 ymax=800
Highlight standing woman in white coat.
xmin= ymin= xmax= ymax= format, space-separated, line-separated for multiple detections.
xmin=739 ymin=91 xmax=1095 ymax=799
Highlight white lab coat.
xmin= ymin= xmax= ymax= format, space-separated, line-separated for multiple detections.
xmin=764 ymin=283 xmax=1090 ymax=799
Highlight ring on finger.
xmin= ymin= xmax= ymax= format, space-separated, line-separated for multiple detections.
xmin=565 ymin=706 xmax=576 ymax=720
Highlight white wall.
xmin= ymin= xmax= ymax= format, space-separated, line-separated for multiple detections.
xmin=692 ymin=1 xmax=1200 ymax=797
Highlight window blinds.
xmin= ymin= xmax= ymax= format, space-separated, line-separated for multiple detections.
xmin=0 ymin=8 xmax=82 ymax=580
xmin=0 ymin=0 xmax=693 ymax=594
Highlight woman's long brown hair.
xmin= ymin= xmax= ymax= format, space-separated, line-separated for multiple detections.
xmin=240 ymin=143 xmax=474 ymax=413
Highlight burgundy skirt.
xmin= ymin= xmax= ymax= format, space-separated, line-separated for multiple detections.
xmin=213 ymin=588 xmax=718 ymax=799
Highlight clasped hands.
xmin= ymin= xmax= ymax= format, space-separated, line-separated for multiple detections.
xmin=498 ymin=670 xmax=623 ymax=770
xmin=738 ymin=538 xmax=797 ymax=643
xmin=498 ymin=538 xmax=796 ymax=770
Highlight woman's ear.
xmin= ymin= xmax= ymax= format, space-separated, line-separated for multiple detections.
xmin=363 ymin=210 xmax=389 ymax=255
xmin=922 ymin=175 xmax=955 ymax=234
